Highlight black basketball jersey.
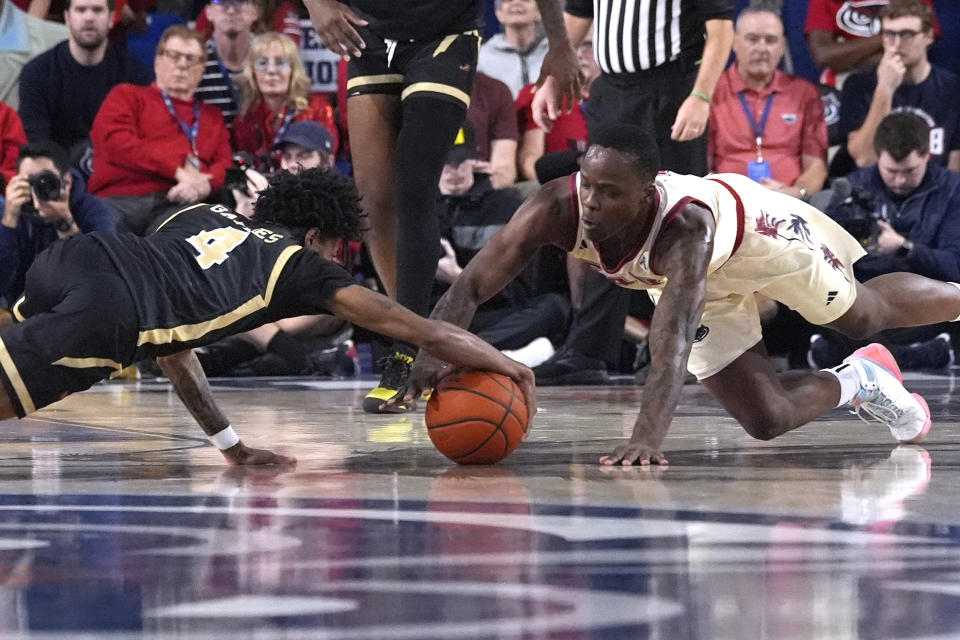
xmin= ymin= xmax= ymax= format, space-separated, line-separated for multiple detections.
xmin=348 ymin=0 xmax=481 ymax=41
xmin=88 ymin=203 xmax=357 ymax=357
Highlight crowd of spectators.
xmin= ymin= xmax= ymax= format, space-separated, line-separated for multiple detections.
xmin=1 ymin=0 xmax=960 ymax=382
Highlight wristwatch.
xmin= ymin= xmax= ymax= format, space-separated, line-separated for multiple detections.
xmin=897 ymin=239 xmax=914 ymax=257
xmin=55 ymin=217 xmax=76 ymax=233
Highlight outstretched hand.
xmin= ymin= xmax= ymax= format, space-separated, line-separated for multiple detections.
xmin=222 ymin=442 xmax=297 ymax=466
xmin=600 ymin=440 xmax=669 ymax=467
xmin=303 ymin=0 xmax=368 ymax=60
xmin=383 ymin=356 xmax=454 ymax=410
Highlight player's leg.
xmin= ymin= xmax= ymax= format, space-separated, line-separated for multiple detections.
xmin=701 ymin=341 xmax=841 ymax=441
xmin=0 ymin=384 xmax=15 ymax=420
xmin=347 ymin=92 xmax=401 ymax=298
xmin=828 ymin=275 xmax=960 ymax=338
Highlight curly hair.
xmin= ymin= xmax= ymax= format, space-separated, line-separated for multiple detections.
xmin=252 ymin=167 xmax=366 ymax=244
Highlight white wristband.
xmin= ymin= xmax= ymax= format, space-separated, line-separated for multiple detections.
xmin=209 ymin=425 xmax=240 ymax=450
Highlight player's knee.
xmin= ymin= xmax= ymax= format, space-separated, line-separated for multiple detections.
xmin=738 ymin=409 xmax=789 ymax=441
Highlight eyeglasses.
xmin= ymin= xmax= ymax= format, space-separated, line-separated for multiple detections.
xmin=881 ymin=29 xmax=922 ymax=43
xmin=159 ymin=49 xmax=204 ymax=66
xmin=253 ymin=56 xmax=292 ymax=72
xmin=210 ymin=0 xmax=253 ymax=8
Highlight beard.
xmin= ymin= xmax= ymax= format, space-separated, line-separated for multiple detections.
xmin=74 ymin=29 xmax=107 ymax=51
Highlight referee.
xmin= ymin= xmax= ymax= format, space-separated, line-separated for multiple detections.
xmin=527 ymin=0 xmax=735 ymax=385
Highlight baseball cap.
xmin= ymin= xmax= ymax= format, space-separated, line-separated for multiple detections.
xmin=272 ymin=121 xmax=334 ymax=154
xmin=445 ymin=122 xmax=479 ymax=166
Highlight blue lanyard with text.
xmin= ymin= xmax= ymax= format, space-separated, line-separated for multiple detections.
xmin=161 ymin=90 xmax=201 ymax=157
xmin=737 ymin=92 xmax=775 ymax=161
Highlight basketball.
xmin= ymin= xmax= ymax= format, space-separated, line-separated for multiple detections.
xmin=425 ymin=370 xmax=528 ymax=465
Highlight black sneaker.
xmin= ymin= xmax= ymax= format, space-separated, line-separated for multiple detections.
xmin=363 ymin=352 xmax=415 ymax=413
xmin=894 ymin=333 xmax=955 ymax=371
xmin=304 ymin=340 xmax=360 ymax=378
xmin=807 ymin=333 xmax=845 ymax=369
xmin=532 ymin=348 xmax=609 ymax=386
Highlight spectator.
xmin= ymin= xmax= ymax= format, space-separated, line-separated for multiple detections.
xmin=528 ymin=0 xmax=734 ymax=385
xmin=88 ymin=25 xmax=232 ymax=234
xmin=811 ymin=111 xmax=960 ymax=370
xmin=0 ymin=102 xmax=26 ymax=187
xmin=18 ymin=0 xmax=153 ymax=157
xmin=194 ymin=0 xmax=301 ymax=44
xmin=434 ymin=124 xmax=569 ymax=363
xmin=0 ymin=141 xmax=114 ymax=308
xmin=516 ymin=37 xmax=599 ymax=183
xmin=478 ymin=0 xmax=549 ymax=100
xmin=232 ymin=119 xmax=335 ymax=217
xmin=0 ymin=0 xmax=69 ymax=110
xmin=232 ymin=32 xmax=338 ymax=173
xmin=194 ymin=0 xmax=258 ymax=127
xmin=709 ymin=6 xmax=828 ymax=201
xmin=835 ymin=0 xmax=960 ymax=176
xmin=303 ymin=0 xmax=579 ymax=412
xmin=464 ymin=72 xmax=518 ymax=190
xmin=805 ymin=0 xmax=938 ymax=88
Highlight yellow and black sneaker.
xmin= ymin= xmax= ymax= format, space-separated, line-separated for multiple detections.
xmin=363 ymin=352 xmax=416 ymax=414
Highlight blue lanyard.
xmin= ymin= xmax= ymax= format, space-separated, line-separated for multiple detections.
xmin=161 ymin=90 xmax=201 ymax=156
xmin=737 ymin=92 xmax=775 ymax=157
xmin=270 ymin=107 xmax=297 ymax=153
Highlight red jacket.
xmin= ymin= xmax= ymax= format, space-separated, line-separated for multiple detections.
xmin=0 ymin=102 xmax=26 ymax=186
xmin=89 ymin=83 xmax=232 ymax=197
xmin=232 ymin=94 xmax=339 ymax=170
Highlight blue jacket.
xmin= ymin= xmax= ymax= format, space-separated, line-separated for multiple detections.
xmin=847 ymin=162 xmax=960 ymax=283
xmin=0 ymin=170 xmax=115 ymax=307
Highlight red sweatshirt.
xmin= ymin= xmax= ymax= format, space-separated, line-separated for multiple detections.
xmin=89 ymin=83 xmax=232 ymax=197
xmin=0 ymin=102 xmax=26 ymax=186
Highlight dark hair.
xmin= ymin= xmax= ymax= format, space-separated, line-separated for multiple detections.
xmin=874 ymin=111 xmax=930 ymax=160
xmin=253 ymin=167 xmax=366 ymax=244
xmin=17 ymin=141 xmax=69 ymax=175
xmin=588 ymin=124 xmax=661 ymax=182
xmin=65 ymin=0 xmax=116 ymax=11
xmin=880 ymin=0 xmax=935 ymax=33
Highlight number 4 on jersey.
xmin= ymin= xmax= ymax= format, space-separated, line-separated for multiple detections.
xmin=186 ymin=227 xmax=250 ymax=269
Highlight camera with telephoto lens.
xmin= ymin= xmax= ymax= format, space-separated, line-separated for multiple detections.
xmin=823 ymin=178 xmax=884 ymax=248
xmin=224 ymin=153 xmax=254 ymax=196
xmin=20 ymin=169 xmax=63 ymax=215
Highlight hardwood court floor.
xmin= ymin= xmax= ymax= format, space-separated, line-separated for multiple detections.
xmin=0 ymin=372 xmax=959 ymax=639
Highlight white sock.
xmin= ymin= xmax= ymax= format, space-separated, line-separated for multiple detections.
xmin=824 ymin=362 xmax=861 ymax=407
xmin=502 ymin=337 xmax=555 ymax=368
xmin=950 ymin=282 xmax=960 ymax=321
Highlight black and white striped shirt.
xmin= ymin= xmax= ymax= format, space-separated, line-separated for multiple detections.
xmin=565 ymin=0 xmax=733 ymax=75
xmin=195 ymin=40 xmax=241 ymax=128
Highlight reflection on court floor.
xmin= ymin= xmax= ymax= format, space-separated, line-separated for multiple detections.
xmin=0 ymin=374 xmax=959 ymax=639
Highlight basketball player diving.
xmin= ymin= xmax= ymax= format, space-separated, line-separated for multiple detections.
xmin=393 ymin=123 xmax=960 ymax=466
xmin=0 ymin=168 xmax=535 ymax=466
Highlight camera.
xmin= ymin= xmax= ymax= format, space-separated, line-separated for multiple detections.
xmin=823 ymin=178 xmax=883 ymax=247
xmin=224 ymin=154 xmax=253 ymax=196
xmin=20 ymin=169 xmax=63 ymax=215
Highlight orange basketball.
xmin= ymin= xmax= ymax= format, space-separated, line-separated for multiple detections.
xmin=425 ymin=371 xmax=528 ymax=465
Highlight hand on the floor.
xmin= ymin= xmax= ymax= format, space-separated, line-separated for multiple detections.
xmin=222 ymin=442 xmax=297 ymax=466
xmin=600 ymin=440 xmax=669 ymax=467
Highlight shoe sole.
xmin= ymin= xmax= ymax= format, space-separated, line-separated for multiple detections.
xmin=851 ymin=343 xmax=903 ymax=383
xmin=899 ymin=393 xmax=932 ymax=444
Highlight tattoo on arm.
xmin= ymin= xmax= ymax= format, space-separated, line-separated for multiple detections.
xmin=158 ymin=352 xmax=230 ymax=437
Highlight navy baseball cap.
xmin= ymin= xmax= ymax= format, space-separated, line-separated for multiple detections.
xmin=272 ymin=121 xmax=334 ymax=154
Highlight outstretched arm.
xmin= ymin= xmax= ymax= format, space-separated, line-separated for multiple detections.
xmin=601 ymin=203 xmax=715 ymax=466
xmin=156 ymin=350 xmax=296 ymax=466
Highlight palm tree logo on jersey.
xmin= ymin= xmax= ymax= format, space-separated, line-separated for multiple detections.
xmin=755 ymin=212 xmax=813 ymax=248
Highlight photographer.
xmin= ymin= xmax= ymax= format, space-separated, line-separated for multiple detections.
xmin=810 ymin=110 xmax=960 ymax=369
xmin=0 ymin=142 xmax=114 ymax=309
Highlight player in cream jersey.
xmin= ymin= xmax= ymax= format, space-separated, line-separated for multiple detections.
xmin=395 ymin=124 xmax=960 ymax=466
xmin=569 ymin=169 xmax=867 ymax=379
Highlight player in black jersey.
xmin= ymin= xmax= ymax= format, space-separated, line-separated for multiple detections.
xmin=303 ymin=0 xmax=580 ymax=414
xmin=0 ymin=168 xmax=536 ymax=466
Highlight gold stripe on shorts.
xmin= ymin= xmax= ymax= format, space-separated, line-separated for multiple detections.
xmin=401 ymin=82 xmax=470 ymax=106
xmin=347 ymin=74 xmax=404 ymax=91
xmin=53 ymin=357 xmax=124 ymax=372
xmin=0 ymin=335 xmax=35 ymax=414
xmin=12 ymin=296 xmax=26 ymax=322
